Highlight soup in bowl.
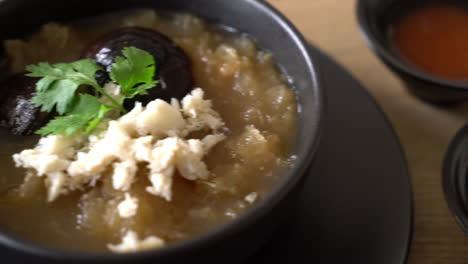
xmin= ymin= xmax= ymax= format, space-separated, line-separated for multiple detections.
xmin=0 ymin=0 xmax=322 ymax=263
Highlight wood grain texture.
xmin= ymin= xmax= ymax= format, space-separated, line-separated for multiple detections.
xmin=268 ymin=0 xmax=468 ymax=263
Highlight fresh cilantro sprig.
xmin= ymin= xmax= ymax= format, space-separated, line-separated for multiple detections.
xmin=26 ymin=47 xmax=159 ymax=136
xmin=36 ymin=94 xmax=110 ymax=136
xmin=111 ymin=47 xmax=159 ymax=102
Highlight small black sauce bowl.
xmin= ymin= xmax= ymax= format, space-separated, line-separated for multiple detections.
xmin=443 ymin=124 xmax=468 ymax=234
xmin=356 ymin=0 xmax=468 ymax=105
xmin=0 ymin=0 xmax=323 ymax=263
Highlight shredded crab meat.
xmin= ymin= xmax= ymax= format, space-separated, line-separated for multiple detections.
xmin=13 ymin=88 xmax=226 ymax=202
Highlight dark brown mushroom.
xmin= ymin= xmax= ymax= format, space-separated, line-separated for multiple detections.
xmin=0 ymin=74 xmax=52 ymax=136
xmin=84 ymin=27 xmax=193 ymax=109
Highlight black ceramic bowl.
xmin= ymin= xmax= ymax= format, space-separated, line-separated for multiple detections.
xmin=357 ymin=0 xmax=468 ymax=104
xmin=0 ymin=0 xmax=323 ymax=264
xmin=443 ymin=123 xmax=468 ymax=234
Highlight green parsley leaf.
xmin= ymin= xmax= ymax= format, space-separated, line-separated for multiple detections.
xmin=26 ymin=59 xmax=102 ymax=87
xmin=84 ymin=104 xmax=110 ymax=134
xmin=27 ymin=46 xmax=159 ymax=136
xmin=110 ymin=47 xmax=158 ymax=100
xmin=26 ymin=62 xmax=64 ymax=78
xmin=35 ymin=76 xmax=56 ymax=93
xmin=26 ymin=59 xmax=103 ymax=114
xmin=71 ymin=59 xmax=103 ymax=81
xmin=36 ymin=94 xmax=109 ymax=136
xmin=32 ymin=79 xmax=79 ymax=114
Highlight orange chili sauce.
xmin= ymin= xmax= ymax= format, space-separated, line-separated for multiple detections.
xmin=392 ymin=5 xmax=468 ymax=81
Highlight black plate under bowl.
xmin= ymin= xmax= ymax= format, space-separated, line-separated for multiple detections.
xmin=247 ymin=45 xmax=413 ymax=263
xmin=443 ymin=122 xmax=468 ymax=234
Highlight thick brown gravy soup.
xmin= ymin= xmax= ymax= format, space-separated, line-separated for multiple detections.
xmin=0 ymin=9 xmax=298 ymax=253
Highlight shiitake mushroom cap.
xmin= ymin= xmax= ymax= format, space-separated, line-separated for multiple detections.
xmin=84 ymin=27 xmax=193 ymax=109
xmin=0 ymin=27 xmax=194 ymax=136
xmin=0 ymin=74 xmax=53 ymax=136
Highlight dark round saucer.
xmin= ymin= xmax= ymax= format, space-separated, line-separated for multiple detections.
xmin=247 ymin=44 xmax=413 ymax=263
xmin=443 ymin=123 xmax=468 ymax=234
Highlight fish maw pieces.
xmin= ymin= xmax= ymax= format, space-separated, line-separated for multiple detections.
xmin=77 ymin=186 xmax=158 ymax=241
xmin=233 ymin=125 xmax=281 ymax=167
xmin=0 ymin=74 xmax=52 ymax=135
xmin=4 ymin=23 xmax=83 ymax=75
xmin=77 ymin=179 xmax=193 ymax=244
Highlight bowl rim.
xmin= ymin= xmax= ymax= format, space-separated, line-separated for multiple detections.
xmin=356 ymin=0 xmax=468 ymax=91
xmin=443 ymin=123 xmax=468 ymax=234
xmin=0 ymin=0 xmax=324 ymax=261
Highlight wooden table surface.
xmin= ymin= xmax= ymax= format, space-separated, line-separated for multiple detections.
xmin=269 ymin=0 xmax=468 ymax=263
